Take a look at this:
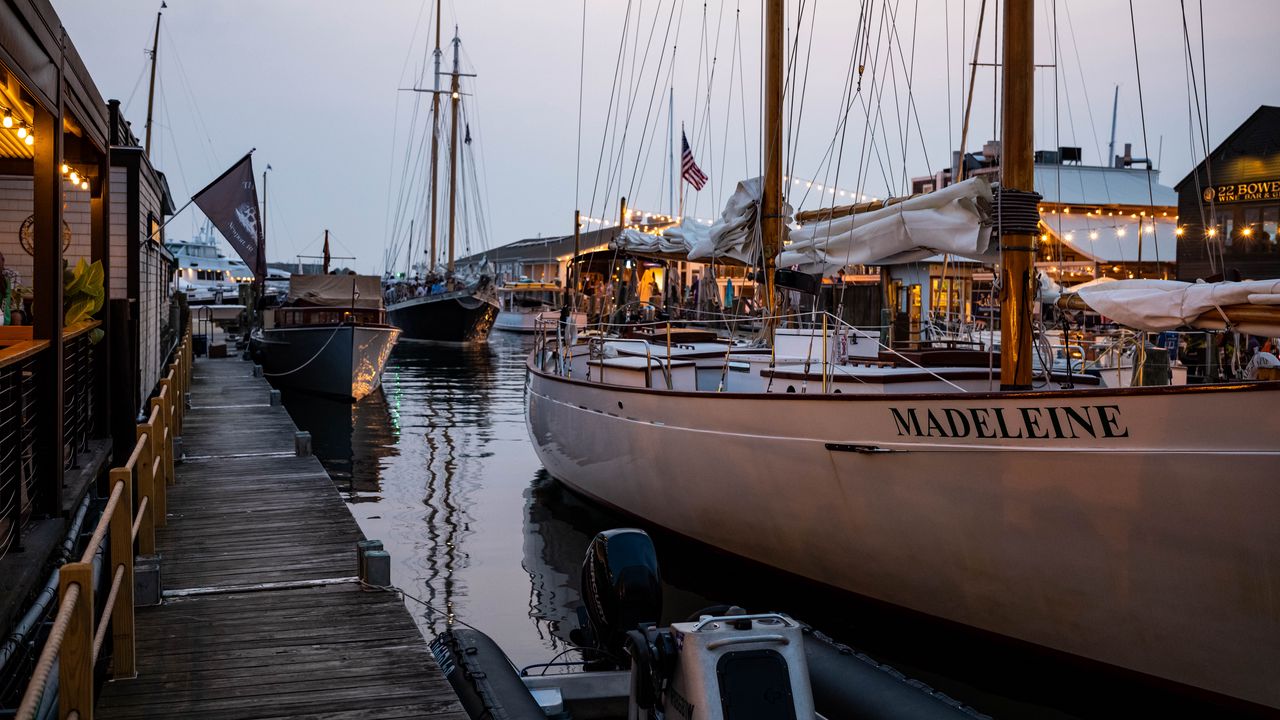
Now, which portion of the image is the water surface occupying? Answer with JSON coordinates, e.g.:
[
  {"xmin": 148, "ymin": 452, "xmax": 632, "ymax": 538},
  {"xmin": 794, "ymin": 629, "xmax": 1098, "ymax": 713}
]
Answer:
[{"xmin": 282, "ymin": 332, "xmax": 1236, "ymax": 720}]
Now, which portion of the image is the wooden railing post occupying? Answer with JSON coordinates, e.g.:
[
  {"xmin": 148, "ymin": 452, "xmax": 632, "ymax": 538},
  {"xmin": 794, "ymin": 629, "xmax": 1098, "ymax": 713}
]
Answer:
[
  {"xmin": 134, "ymin": 423, "xmax": 157, "ymax": 550},
  {"xmin": 151, "ymin": 388, "xmax": 173, "ymax": 487},
  {"xmin": 57, "ymin": 562, "xmax": 93, "ymax": 720},
  {"xmin": 108, "ymin": 469, "xmax": 136, "ymax": 678},
  {"xmin": 147, "ymin": 408, "xmax": 166, "ymax": 529}
]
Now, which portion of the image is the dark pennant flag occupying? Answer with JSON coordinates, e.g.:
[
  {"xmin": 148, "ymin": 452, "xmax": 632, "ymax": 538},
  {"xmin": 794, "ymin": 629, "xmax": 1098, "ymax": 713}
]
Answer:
[
  {"xmin": 681, "ymin": 130, "xmax": 708, "ymax": 191},
  {"xmin": 191, "ymin": 152, "xmax": 266, "ymax": 279}
]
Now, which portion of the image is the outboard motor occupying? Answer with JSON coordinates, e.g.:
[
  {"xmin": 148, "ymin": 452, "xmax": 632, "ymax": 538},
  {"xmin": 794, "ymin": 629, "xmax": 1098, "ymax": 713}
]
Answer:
[
  {"xmin": 579, "ymin": 528, "xmax": 663, "ymax": 668},
  {"xmin": 626, "ymin": 613, "xmax": 815, "ymax": 720}
]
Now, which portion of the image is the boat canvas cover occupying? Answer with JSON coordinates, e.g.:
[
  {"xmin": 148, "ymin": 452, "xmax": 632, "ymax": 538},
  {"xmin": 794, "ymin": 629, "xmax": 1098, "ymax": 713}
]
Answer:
[
  {"xmin": 613, "ymin": 226, "xmax": 695, "ymax": 256},
  {"xmin": 688, "ymin": 177, "xmax": 793, "ymax": 266},
  {"xmin": 779, "ymin": 177, "xmax": 996, "ymax": 274},
  {"xmin": 287, "ymin": 274, "xmax": 383, "ymax": 309},
  {"xmin": 1074, "ymin": 278, "xmax": 1280, "ymax": 331}
]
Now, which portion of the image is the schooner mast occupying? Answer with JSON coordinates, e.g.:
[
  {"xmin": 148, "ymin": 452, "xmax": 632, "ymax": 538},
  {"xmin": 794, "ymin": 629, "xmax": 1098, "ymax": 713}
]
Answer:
[
  {"xmin": 447, "ymin": 31, "xmax": 461, "ymax": 274},
  {"xmin": 760, "ymin": 0, "xmax": 784, "ymax": 316},
  {"xmin": 999, "ymin": 0, "xmax": 1036, "ymax": 389},
  {"xmin": 428, "ymin": 0, "xmax": 442, "ymax": 272}
]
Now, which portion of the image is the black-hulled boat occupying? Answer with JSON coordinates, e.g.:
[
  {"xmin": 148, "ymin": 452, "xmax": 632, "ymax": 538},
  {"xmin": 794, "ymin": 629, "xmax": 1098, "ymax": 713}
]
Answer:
[
  {"xmin": 387, "ymin": 285, "xmax": 498, "ymax": 344},
  {"xmin": 385, "ymin": 21, "xmax": 501, "ymax": 344}
]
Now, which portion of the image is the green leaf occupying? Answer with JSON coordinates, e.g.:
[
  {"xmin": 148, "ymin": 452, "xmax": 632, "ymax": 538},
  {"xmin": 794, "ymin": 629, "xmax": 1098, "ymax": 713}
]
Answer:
[{"xmin": 64, "ymin": 296, "xmax": 94, "ymax": 326}]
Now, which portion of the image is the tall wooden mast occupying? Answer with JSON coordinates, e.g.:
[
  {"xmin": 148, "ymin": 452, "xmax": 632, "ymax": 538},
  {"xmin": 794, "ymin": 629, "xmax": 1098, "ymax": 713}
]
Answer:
[
  {"xmin": 428, "ymin": 0, "xmax": 442, "ymax": 271},
  {"xmin": 447, "ymin": 31, "xmax": 461, "ymax": 274},
  {"xmin": 761, "ymin": 0, "xmax": 784, "ymax": 315},
  {"xmin": 999, "ymin": 0, "xmax": 1036, "ymax": 389},
  {"xmin": 144, "ymin": 4, "xmax": 164, "ymax": 157}
]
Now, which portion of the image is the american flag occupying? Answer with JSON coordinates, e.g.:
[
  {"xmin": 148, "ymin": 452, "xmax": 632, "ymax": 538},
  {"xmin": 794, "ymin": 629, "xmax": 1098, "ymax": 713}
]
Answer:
[{"xmin": 681, "ymin": 131, "xmax": 708, "ymax": 191}]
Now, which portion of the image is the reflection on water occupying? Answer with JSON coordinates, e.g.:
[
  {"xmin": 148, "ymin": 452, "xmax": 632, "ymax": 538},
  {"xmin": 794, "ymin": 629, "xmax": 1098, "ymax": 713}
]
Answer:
[{"xmin": 282, "ymin": 333, "xmax": 1228, "ymax": 720}]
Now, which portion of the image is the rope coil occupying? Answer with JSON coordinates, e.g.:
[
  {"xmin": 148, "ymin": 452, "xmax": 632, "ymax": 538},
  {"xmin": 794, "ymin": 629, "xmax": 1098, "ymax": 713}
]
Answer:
[{"xmin": 993, "ymin": 187, "xmax": 1043, "ymax": 237}]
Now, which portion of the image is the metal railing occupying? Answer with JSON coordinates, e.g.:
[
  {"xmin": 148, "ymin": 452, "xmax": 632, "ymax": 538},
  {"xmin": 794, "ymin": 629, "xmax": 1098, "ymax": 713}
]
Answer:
[
  {"xmin": 534, "ymin": 310, "xmax": 969, "ymax": 393},
  {"xmin": 13, "ymin": 323, "xmax": 191, "ymax": 720},
  {"xmin": 61, "ymin": 323, "xmax": 100, "ymax": 471},
  {"xmin": 0, "ymin": 340, "xmax": 47, "ymax": 559}
]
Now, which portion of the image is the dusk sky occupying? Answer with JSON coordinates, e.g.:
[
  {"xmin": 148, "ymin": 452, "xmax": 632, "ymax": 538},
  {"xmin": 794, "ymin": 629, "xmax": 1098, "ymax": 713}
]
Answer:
[{"xmin": 56, "ymin": 0, "xmax": 1280, "ymax": 274}]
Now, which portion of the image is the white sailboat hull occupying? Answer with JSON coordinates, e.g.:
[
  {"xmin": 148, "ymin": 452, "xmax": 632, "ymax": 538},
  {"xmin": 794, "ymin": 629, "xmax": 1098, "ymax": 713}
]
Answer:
[
  {"xmin": 525, "ymin": 362, "xmax": 1280, "ymax": 709},
  {"xmin": 494, "ymin": 310, "xmax": 587, "ymax": 334}
]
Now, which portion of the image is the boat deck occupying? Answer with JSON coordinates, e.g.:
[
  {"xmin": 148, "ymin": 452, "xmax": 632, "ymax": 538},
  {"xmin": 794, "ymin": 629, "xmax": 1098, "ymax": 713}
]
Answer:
[{"xmin": 96, "ymin": 354, "xmax": 465, "ymax": 719}]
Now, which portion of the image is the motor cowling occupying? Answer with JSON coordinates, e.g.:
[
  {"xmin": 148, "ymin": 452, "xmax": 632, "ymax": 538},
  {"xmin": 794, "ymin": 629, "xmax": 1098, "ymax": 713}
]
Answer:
[{"xmin": 580, "ymin": 528, "xmax": 663, "ymax": 668}]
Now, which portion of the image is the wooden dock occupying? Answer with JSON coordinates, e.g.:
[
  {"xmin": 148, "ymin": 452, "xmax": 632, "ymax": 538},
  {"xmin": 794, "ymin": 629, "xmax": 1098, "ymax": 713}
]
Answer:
[{"xmin": 96, "ymin": 354, "xmax": 465, "ymax": 719}]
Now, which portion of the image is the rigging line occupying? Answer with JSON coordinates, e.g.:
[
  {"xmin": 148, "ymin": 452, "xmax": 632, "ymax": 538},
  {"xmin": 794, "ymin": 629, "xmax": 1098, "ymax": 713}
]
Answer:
[
  {"xmin": 882, "ymin": 0, "xmax": 931, "ymax": 195},
  {"xmin": 945, "ymin": 0, "xmax": 953, "ymax": 157},
  {"xmin": 955, "ymin": 0, "xmax": 987, "ymax": 182},
  {"xmin": 785, "ymin": 0, "xmax": 820, "ymax": 194},
  {"xmin": 1178, "ymin": 0, "xmax": 1215, "ymax": 273},
  {"xmin": 691, "ymin": 0, "xmax": 727, "ymax": 213},
  {"xmin": 384, "ymin": 0, "xmax": 436, "ymax": 257},
  {"xmin": 736, "ymin": 4, "xmax": 750, "ymax": 178},
  {"xmin": 633, "ymin": 42, "xmax": 682, "ymax": 212},
  {"xmin": 1126, "ymin": 0, "xmax": 1158, "ymax": 265},
  {"xmin": 718, "ymin": 0, "xmax": 746, "ymax": 199},
  {"xmin": 879, "ymin": 0, "xmax": 908, "ymax": 196},
  {"xmin": 614, "ymin": 0, "xmax": 656, "ymax": 199},
  {"xmin": 584, "ymin": 0, "xmax": 633, "ymax": 243},
  {"xmin": 794, "ymin": 0, "xmax": 868, "ymax": 211},
  {"xmin": 121, "ymin": 53, "xmax": 150, "ymax": 116},
  {"xmin": 576, "ymin": 0, "xmax": 587, "ymax": 209},
  {"xmin": 1177, "ymin": 0, "xmax": 1218, "ymax": 271},
  {"xmin": 386, "ymin": 93, "xmax": 432, "ymax": 269},
  {"xmin": 162, "ymin": 30, "xmax": 218, "ymax": 176},
  {"xmin": 624, "ymin": 0, "xmax": 682, "ymax": 203},
  {"xmin": 1051, "ymin": 0, "xmax": 1065, "ymax": 270},
  {"xmin": 386, "ymin": 59, "xmax": 433, "ymax": 246},
  {"xmin": 782, "ymin": 0, "xmax": 806, "ymax": 184},
  {"xmin": 599, "ymin": 0, "xmax": 649, "ymax": 226}
]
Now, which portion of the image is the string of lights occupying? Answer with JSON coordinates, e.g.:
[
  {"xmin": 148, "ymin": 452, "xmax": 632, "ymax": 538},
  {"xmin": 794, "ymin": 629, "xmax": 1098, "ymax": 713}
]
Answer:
[{"xmin": 2, "ymin": 105, "xmax": 36, "ymax": 147}]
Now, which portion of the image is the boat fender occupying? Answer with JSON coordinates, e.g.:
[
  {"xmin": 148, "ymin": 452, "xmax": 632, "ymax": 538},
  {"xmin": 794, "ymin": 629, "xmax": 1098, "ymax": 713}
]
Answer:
[
  {"xmin": 802, "ymin": 627, "xmax": 991, "ymax": 720},
  {"xmin": 431, "ymin": 628, "xmax": 546, "ymax": 720}
]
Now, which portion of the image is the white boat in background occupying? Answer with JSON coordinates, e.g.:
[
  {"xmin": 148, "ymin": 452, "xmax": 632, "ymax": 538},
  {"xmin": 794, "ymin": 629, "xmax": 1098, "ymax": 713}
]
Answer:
[
  {"xmin": 253, "ymin": 274, "xmax": 399, "ymax": 401},
  {"xmin": 494, "ymin": 282, "xmax": 585, "ymax": 333},
  {"xmin": 168, "ymin": 221, "xmax": 286, "ymax": 305}
]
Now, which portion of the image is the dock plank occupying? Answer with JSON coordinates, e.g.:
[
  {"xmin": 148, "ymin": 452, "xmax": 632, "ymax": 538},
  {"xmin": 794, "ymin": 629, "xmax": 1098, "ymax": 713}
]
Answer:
[{"xmin": 97, "ymin": 355, "xmax": 462, "ymax": 719}]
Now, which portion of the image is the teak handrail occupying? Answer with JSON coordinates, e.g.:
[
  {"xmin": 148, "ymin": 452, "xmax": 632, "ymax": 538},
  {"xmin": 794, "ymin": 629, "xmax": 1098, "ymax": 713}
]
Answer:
[
  {"xmin": 14, "ymin": 322, "xmax": 192, "ymax": 720},
  {"xmin": 0, "ymin": 340, "xmax": 50, "ymax": 370}
]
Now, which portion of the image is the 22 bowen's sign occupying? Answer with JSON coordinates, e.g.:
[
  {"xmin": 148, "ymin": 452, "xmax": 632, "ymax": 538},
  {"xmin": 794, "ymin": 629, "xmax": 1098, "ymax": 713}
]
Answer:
[
  {"xmin": 1203, "ymin": 179, "xmax": 1280, "ymax": 204},
  {"xmin": 889, "ymin": 405, "xmax": 1128, "ymax": 440}
]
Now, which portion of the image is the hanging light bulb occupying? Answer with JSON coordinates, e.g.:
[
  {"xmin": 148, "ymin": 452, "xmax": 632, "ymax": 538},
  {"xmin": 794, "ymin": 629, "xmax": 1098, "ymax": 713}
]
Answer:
[
  {"xmin": 23, "ymin": 132, "xmax": 33, "ymax": 146},
  {"xmin": 61, "ymin": 164, "xmax": 70, "ymax": 174},
  {"xmin": 16, "ymin": 125, "xmax": 28, "ymax": 139},
  {"xmin": 80, "ymin": 180, "xmax": 89, "ymax": 191},
  {"xmin": 69, "ymin": 171, "xmax": 80, "ymax": 185},
  {"xmin": 1, "ymin": 109, "xmax": 11, "ymax": 128}
]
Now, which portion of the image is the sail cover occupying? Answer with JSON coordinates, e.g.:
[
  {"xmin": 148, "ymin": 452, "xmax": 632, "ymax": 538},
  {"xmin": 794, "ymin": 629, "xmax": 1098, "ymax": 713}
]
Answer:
[
  {"xmin": 1073, "ymin": 278, "xmax": 1280, "ymax": 331},
  {"xmin": 688, "ymin": 177, "xmax": 792, "ymax": 266},
  {"xmin": 779, "ymin": 177, "xmax": 996, "ymax": 274},
  {"xmin": 287, "ymin": 274, "xmax": 384, "ymax": 309},
  {"xmin": 612, "ymin": 226, "xmax": 695, "ymax": 256}
]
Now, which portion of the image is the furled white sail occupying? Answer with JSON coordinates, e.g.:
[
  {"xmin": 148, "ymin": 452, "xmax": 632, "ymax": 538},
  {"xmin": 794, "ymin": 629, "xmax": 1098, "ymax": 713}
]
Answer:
[
  {"xmin": 688, "ymin": 177, "xmax": 791, "ymax": 265},
  {"xmin": 1073, "ymin": 278, "xmax": 1280, "ymax": 333},
  {"xmin": 612, "ymin": 226, "xmax": 695, "ymax": 256},
  {"xmin": 779, "ymin": 177, "xmax": 996, "ymax": 274}
]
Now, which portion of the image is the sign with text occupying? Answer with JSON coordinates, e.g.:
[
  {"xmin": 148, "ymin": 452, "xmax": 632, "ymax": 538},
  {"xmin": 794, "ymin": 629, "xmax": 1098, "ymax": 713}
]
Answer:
[{"xmin": 1202, "ymin": 179, "xmax": 1280, "ymax": 204}]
